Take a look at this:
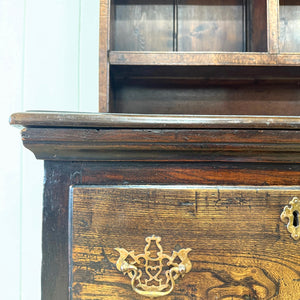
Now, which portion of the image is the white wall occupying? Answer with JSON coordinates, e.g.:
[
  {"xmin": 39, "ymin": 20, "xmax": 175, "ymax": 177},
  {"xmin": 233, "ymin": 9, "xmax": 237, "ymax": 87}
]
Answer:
[{"xmin": 0, "ymin": 0, "xmax": 99, "ymax": 299}]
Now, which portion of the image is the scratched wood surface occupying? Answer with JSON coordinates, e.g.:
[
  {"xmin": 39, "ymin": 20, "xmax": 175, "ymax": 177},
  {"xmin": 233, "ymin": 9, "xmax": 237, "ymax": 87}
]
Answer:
[{"xmin": 71, "ymin": 186, "xmax": 300, "ymax": 299}]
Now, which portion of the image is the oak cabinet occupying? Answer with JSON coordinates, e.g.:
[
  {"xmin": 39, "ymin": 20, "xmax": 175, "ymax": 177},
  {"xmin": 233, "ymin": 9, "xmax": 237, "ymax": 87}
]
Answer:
[
  {"xmin": 10, "ymin": 112, "xmax": 300, "ymax": 299},
  {"xmin": 71, "ymin": 185, "xmax": 300, "ymax": 299},
  {"xmin": 10, "ymin": 0, "xmax": 300, "ymax": 299}
]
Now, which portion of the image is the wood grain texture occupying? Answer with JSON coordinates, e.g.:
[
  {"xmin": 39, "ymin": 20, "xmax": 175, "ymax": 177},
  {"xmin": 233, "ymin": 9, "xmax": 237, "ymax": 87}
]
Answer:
[
  {"xmin": 109, "ymin": 51, "xmax": 300, "ymax": 66},
  {"xmin": 19, "ymin": 127, "xmax": 300, "ymax": 162},
  {"xmin": 112, "ymin": 0, "xmax": 173, "ymax": 51},
  {"xmin": 178, "ymin": 0, "xmax": 244, "ymax": 52},
  {"xmin": 99, "ymin": 0, "xmax": 110, "ymax": 112},
  {"xmin": 247, "ymin": 0, "xmax": 268, "ymax": 52},
  {"xmin": 71, "ymin": 186, "xmax": 300, "ymax": 299},
  {"xmin": 41, "ymin": 160, "xmax": 300, "ymax": 299},
  {"xmin": 268, "ymin": 0, "xmax": 280, "ymax": 53},
  {"xmin": 279, "ymin": 0, "xmax": 300, "ymax": 52}
]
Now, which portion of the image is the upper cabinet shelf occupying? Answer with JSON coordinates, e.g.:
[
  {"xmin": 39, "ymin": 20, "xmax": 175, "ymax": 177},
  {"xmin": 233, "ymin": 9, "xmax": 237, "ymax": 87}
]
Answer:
[{"xmin": 98, "ymin": 0, "xmax": 300, "ymax": 114}]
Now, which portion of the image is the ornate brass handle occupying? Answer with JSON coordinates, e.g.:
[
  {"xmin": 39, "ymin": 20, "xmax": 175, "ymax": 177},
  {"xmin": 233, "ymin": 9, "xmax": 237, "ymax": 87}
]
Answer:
[
  {"xmin": 115, "ymin": 235, "xmax": 192, "ymax": 298},
  {"xmin": 281, "ymin": 197, "xmax": 300, "ymax": 240}
]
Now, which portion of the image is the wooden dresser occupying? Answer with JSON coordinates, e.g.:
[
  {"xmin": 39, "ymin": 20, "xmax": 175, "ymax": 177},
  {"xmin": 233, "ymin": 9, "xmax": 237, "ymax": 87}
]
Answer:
[{"xmin": 11, "ymin": 0, "xmax": 300, "ymax": 299}]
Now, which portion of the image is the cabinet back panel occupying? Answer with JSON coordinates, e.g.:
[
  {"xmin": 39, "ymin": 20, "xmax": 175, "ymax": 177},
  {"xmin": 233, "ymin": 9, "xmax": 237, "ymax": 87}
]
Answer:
[
  {"xmin": 111, "ymin": 0, "xmax": 267, "ymax": 52},
  {"xmin": 112, "ymin": 79, "xmax": 300, "ymax": 115},
  {"xmin": 178, "ymin": 0, "xmax": 244, "ymax": 52},
  {"xmin": 280, "ymin": 0, "xmax": 300, "ymax": 52},
  {"xmin": 112, "ymin": 0, "xmax": 173, "ymax": 51}
]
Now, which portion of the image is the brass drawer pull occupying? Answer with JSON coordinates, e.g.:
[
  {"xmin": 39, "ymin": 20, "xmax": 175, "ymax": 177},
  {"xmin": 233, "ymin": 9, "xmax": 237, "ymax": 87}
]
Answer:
[
  {"xmin": 115, "ymin": 235, "xmax": 192, "ymax": 298},
  {"xmin": 281, "ymin": 197, "xmax": 300, "ymax": 240}
]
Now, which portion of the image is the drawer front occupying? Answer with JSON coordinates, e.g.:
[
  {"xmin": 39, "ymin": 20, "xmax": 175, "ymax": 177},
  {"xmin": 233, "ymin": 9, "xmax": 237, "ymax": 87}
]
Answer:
[{"xmin": 70, "ymin": 186, "xmax": 300, "ymax": 299}]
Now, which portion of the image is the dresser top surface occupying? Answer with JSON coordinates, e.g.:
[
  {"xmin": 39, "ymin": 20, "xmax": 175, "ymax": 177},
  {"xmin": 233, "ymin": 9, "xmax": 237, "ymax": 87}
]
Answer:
[{"xmin": 10, "ymin": 111, "xmax": 300, "ymax": 130}]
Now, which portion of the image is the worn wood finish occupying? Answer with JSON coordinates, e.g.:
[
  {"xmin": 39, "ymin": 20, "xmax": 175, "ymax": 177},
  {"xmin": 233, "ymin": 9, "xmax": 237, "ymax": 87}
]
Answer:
[
  {"xmin": 20, "ymin": 127, "xmax": 300, "ymax": 162},
  {"xmin": 71, "ymin": 185, "xmax": 300, "ymax": 299},
  {"xmin": 111, "ymin": 0, "xmax": 269, "ymax": 53},
  {"xmin": 247, "ymin": 0, "xmax": 268, "ymax": 52},
  {"xmin": 9, "ymin": 112, "xmax": 300, "ymax": 129},
  {"xmin": 109, "ymin": 51, "xmax": 300, "ymax": 66},
  {"xmin": 112, "ymin": 0, "xmax": 173, "ymax": 51},
  {"xmin": 268, "ymin": 0, "xmax": 280, "ymax": 53},
  {"xmin": 279, "ymin": 0, "xmax": 300, "ymax": 52},
  {"xmin": 42, "ymin": 160, "xmax": 300, "ymax": 300},
  {"xmin": 178, "ymin": 0, "xmax": 244, "ymax": 52},
  {"xmin": 100, "ymin": 0, "xmax": 299, "ymax": 112},
  {"xmin": 112, "ymin": 78, "xmax": 300, "ymax": 115},
  {"xmin": 99, "ymin": 0, "xmax": 110, "ymax": 112}
]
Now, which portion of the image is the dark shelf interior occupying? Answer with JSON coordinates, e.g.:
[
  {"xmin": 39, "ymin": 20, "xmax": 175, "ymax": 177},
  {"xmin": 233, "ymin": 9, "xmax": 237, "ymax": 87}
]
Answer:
[{"xmin": 110, "ymin": 65, "xmax": 300, "ymax": 115}]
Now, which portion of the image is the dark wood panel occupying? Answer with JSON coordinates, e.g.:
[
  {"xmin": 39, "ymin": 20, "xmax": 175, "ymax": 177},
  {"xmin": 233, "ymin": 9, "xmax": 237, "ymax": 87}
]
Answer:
[
  {"xmin": 112, "ymin": 65, "xmax": 300, "ymax": 79},
  {"xmin": 71, "ymin": 186, "xmax": 300, "ymax": 299},
  {"xmin": 247, "ymin": 0, "xmax": 267, "ymax": 52},
  {"xmin": 178, "ymin": 0, "xmax": 244, "ymax": 52},
  {"xmin": 280, "ymin": 0, "xmax": 300, "ymax": 52},
  {"xmin": 112, "ymin": 0, "xmax": 173, "ymax": 51},
  {"xmin": 113, "ymin": 78, "xmax": 300, "ymax": 116},
  {"xmin": 20, "ymin": 127, "xmax": 300, "ymax": 162},
  {"xmin": 42, "ymin": 160, "xmax": 300, "ymax": 300}
]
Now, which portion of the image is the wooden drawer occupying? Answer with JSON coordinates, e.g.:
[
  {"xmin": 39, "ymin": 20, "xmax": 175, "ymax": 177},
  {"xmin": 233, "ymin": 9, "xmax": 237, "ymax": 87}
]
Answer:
[{"xmin": 70, "ymin": 186, "xmax": 300, "ymax": 299}]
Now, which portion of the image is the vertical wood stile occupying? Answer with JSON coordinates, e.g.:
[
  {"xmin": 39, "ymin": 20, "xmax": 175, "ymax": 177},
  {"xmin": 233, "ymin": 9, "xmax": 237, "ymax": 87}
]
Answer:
[
  {"xmin": 99, "ymin": 0, "xmax": 110, "ymax": 112},
  {"xmin": 173, "ymin": 0, "xmax": 178, "ymax": 51},
  {"xmin": 268, "ymin": 0, "xmax": 280, "ymax": 53},
  {"xmin": 243, "ymin": 0, "xmax": 249, "ymax": 52}
]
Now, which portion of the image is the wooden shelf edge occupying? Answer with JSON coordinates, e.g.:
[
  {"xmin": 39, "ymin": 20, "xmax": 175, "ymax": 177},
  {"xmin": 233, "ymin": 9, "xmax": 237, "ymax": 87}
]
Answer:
[
  {"xmin": 10, "ymin": 111, "xmax": 300, "ymax": 129},
  {"xmin": 109, "ymin": 52, "xmax": 300, "ymax": 66}
]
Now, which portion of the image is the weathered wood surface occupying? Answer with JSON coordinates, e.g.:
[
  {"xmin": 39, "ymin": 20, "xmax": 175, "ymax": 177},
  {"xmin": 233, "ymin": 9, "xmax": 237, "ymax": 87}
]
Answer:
[
  {"xmin": 42, "ymin": 161, "xmax": 300, "ymax": 300},
  {"xmin": 71, "ymin": 186, "xmax": 300, "ymax": 299},
  {"xmin": 99, "ymin": 0, "xmax": 110, "ymax": 112},
  {"xmin": 10, "ymin": 112, "xmax": 300, "ymax": 129},
  {"xmin": 109, "ymin": 52, "xmax": 300, "ymax": 66},
  {"xmin": 18, "ymin": 127, "xmax": 300, "ymax": 162},
  {"xmin": 268, "ymin": 0, "xmax": 280, "ymax": 54},
  {"xmin": 177, "ymin": 0, "xmax": 244, "ymax": 52},
  {"xmin": 247, "ymin": 0, "xmax": 268, "ymax": 52},
  {"xmin": 112, "ymin": 0, "xmax": 173, "ymax": 51},
  {"xmin": 279, "ymin": 0, "xmax": 300, "ymax": 52}
]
